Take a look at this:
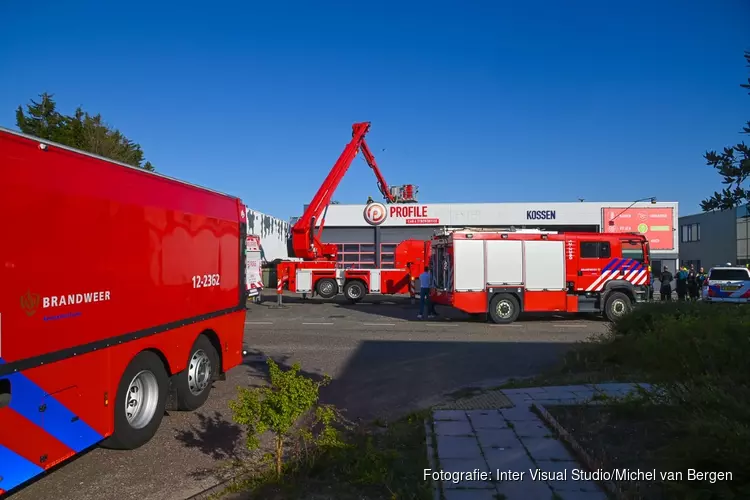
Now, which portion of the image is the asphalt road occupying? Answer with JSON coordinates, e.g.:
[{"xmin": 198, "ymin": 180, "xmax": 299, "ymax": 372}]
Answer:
[{"xmin": 9, "ymin": 294, "xmax": 607, "ymax": 500}]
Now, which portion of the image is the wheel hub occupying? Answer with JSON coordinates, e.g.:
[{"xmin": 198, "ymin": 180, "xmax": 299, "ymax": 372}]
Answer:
[
  {"xmin": 612, "ymin": 299, "xmax": 627, "ymax": 316},
  {"xmin": 188, "ymin": 349, "xmax": 212, "ymax": 396},
  {"xmin": 349, "ymin": 285, "xmax": 362, "ymax": 298},
  {"xmin": 496, "ymin": 300, "xmax": 513, "ymax": 319},
  {"xmin": 320, "ymin": 281, "xmax": 333, "ymax": 295},
  {"xmin": 125, "ymin": 370, "xmax": 159, "ymax": 429}
]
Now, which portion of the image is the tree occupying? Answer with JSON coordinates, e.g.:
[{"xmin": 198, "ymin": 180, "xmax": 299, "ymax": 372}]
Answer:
[
  {"xmin": 701, "ymin": 52, "xmax": 750, "ymax": 212},
  {"xmin": 15, "ymin": 93, "xmax": 155, "ymax": 171}
]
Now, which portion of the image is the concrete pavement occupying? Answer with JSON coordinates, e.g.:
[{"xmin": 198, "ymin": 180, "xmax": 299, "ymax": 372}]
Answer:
[
  {"xmin": 8, "ymin": 296, "xmax": 607, "ymax": 500},
  {"xmin": 429, "ymin": 383, "xmax": 652, "ymax": 500}
]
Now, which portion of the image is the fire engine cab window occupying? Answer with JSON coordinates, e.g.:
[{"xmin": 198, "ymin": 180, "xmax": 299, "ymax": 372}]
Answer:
[{"xmin": 580, "ymin": 242, "xmax": 610, "ymax": 259}]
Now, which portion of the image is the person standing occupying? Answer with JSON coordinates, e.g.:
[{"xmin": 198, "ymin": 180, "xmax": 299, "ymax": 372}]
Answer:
[
  {"xmin": 687, "ymin": 264, "xmax": 700, "ymax": 300},
  {"xmin": 417, "ymin": 266, "xmax": 436, "ymax": 319},
  {"xmin": 660, "ymin": 266, "xmax": 673, "ymax": 301},
  {"xmin": 675, "ymin": 266, "xmax": 688, "ymax": 301},
  {"xmin": 697, "ymin": 267, "xmax": 708, "ymax": 299}
]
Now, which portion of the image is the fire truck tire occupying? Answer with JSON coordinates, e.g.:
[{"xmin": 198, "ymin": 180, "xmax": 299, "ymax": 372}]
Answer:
[
  {"xmin": 344, "ymin": 280, "xmax": 367, "ymax": 303},
  {"xmin": 316, "ymin": 278, "xmax": 339, "ymax": 299},
  {"xmin": 105, "ymin": 350, "xmax": 169, "ymax": 450},
  {"xmin": 488, "ymin": 294, "xmax": 520, "ymax": 324},
  {"xmin": 174, "ymin": 334, "xmax": 219, "ymax": 411},
  {"xmin": 604, "ymin": 291, "xmax": 632, "ymax": 322}
]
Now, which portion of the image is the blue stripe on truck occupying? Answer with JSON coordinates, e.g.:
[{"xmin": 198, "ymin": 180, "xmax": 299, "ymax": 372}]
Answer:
[
  {"xmin": 0, "ymin": 358, "xmax": 104, "ymax": 453},
  {"xmin": 0, "ymin": 443, "xmax": 44, "ymax": 493}
]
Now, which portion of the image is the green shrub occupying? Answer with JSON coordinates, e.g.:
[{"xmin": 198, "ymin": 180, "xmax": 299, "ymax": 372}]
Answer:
[{"xmin": 228, "ymin": 358, "xmax": 341, "ymax": 477}]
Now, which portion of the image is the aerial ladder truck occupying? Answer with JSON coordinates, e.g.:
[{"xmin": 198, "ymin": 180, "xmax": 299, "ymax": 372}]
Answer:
[{"xmin": 276, "ymin": 122, "xmax": 430, "ymax": 302}]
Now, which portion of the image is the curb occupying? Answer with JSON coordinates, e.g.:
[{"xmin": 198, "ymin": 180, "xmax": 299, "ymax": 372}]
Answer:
[
  {"xmin": 532, "ymin": 402, "xmax": 627, "ymax": 500},
  {"xmin": 424, "ymin": 417, "xmax": 443, "ymax": 500}
]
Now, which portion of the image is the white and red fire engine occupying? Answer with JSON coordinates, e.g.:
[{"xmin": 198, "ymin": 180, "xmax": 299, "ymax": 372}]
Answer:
[
  {"xmin": 276, "ymin": 122, "xmax": 429, "ymax": 302},
  {"xmin": 430, "ymin": 228, "xmax": 651, "ymax": 323}
]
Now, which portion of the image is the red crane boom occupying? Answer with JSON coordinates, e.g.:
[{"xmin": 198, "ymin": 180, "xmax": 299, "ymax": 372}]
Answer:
[{"xmin": 290, "ymin": 122, "xmax": 417, "ymax": 261}]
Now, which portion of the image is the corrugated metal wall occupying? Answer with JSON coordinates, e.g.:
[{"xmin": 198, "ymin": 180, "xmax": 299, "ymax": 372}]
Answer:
[{"xmin": 246, "ymin": 208, "xmax": 290, "ymax": 262}]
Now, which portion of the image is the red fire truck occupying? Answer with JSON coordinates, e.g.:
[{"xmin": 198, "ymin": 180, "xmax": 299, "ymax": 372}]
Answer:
[
  {"xmin": 0, "ymin": 127, "xmax": 247, "ymax": 495},
  {"xmin": 430, "ymin": 228, "xmax": 651, "ymax": 323},
  {"xmin": 277, "ymin": 122, "xmax": 429, "ymax": 302}
]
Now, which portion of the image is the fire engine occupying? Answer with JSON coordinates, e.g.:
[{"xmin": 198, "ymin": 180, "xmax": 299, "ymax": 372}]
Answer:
[
  {"xmin": 0, "ymin": 127, "xmax": 247, "ymax": 495},
  {"xmin": 277, "ymin": 122, "xmax": 430, "ymax": 302},
  {"xmin": 430, "ymin": 228, "xmax": 651, "ymax": 323}
]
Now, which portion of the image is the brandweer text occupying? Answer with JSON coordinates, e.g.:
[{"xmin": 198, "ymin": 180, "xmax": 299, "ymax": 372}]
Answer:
[{"xmin": 43, "ymin": 291, "xmax": 112, "ymax": 308}]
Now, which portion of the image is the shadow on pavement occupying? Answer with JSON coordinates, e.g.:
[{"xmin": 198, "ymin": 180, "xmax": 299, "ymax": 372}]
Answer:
[{"xmin": 172, "ymin": 337, "xmax": 580, "ymax": 485}]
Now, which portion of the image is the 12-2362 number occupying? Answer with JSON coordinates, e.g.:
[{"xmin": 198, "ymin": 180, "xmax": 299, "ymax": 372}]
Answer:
[{"xmin": 192, "ymin": 274, "xmax": 220, "ymax": 288}]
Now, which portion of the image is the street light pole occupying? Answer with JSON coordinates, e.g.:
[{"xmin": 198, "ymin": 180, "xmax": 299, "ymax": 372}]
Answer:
[{"xmin": 608, "ymin": 197, "xmax": 658, "ymax": 226}]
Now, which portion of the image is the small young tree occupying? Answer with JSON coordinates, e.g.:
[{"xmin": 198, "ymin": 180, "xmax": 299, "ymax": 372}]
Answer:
[{"xmin": 229, "ymin": 358, "xmax": 332, "ymax": 476}]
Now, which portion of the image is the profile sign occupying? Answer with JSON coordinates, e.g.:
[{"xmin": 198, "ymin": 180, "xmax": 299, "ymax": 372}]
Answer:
[{"xmin": 363, "ymin": 202, "xmax": 387, "ymax": 226}]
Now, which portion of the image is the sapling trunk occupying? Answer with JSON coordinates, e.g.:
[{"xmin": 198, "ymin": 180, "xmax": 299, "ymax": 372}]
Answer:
[{"xmin": 275, "ymin": 435, "xmax": 284, "ymax": 476}]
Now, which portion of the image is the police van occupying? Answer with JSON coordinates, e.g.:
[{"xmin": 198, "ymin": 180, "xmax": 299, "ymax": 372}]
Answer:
[{"xmin": 703, "ymin": 265, "xmax": 750, "ymax": 303}]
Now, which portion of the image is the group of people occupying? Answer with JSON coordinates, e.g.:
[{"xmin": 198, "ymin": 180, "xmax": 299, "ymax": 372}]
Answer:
[{"xmin": 654, "ymin": 264, "xmax": 707, "ymax": 301}]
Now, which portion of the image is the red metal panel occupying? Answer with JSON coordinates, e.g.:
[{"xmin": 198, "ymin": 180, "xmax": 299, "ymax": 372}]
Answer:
[
  {"xmin": 0, "ymin": 130, "xmax": 241, "ymax": 364},
  {"xmin": 0, "ymin": 409, "xmax": 76, "ymax": 470},
  {"xmin": 566, "ymin": 294, "xmax": 579, "ymax": 312},
  {"xmin": 524, "ymin": 290, "xmax": 567, "ymax": 312}
]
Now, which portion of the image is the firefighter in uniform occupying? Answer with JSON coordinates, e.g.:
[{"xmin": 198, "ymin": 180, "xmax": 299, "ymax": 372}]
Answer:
[
  {"xmin": 675, "ymin": 266, "xmax": 689, "ymax": 301},
  {"xmin": 697, "ymin": 267, "xmax": 707, "ymax": 299},
  {"xmin": 660, "ymin": 266, "xmax": 673, "ymax": 301},
  {"xmin": 687, "ymin": 265, "xmax": 699, "ymax": 301}
]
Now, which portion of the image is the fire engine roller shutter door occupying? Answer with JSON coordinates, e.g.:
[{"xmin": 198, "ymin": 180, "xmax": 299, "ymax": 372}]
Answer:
[
  {"xmin": 524, "ymin": 240, "xmax": 565, "ymax": 291},
  {"xmin": 454, "ymin": 239, "xmax": 485, "ymax": 291},
  {"xmin": 486, "ymin": 240, "xmax": 523, "ymax": 285}
]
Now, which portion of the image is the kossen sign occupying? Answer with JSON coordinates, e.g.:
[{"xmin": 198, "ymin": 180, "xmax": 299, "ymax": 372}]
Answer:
[{"xmin": 363, "ymin": 203, "xmax": 440, "ymax": 226}]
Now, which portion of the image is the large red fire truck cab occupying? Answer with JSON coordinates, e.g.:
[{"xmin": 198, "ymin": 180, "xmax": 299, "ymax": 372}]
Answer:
[
  {"xmin": 430, "ymin": 229, "xmax": 651, "ymax": 323},
  {"xmin": 0, "ymin": 127, "xmax": 247, "ymax": 494}
]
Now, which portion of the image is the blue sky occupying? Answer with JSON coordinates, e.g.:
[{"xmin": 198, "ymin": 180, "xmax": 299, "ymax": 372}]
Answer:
[{"xmin": 1, "ymin": 0, "xmax": 748, "ymax": 221}]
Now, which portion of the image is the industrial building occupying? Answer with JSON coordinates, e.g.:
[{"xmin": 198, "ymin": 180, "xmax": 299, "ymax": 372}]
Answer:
[
  {"xmin": 306, "ymin": 201, "xmax": 680, "ymax": 272},
  {"xmin": 678, "ymin": 204, "xmax": 750, "ymax": 271}
]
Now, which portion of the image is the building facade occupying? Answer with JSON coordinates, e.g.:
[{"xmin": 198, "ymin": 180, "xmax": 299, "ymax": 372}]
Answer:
[
  {"xmin": 307, "ymin": 201, "xmax": 680, "ymax": 272},
  {"xmin": 678, "ymin": 204, "xmax": 750, "ymax": 271}
]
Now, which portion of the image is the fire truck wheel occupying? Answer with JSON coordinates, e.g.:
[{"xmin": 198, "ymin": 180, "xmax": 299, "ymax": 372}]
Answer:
[
  {"xmin": 604, "ymin": 291, "xmax": 632, "ymax": 322},
  {"xmin": 488, "ymin": 294, "xmax": 520, "ymax": 324},
  {"xmin": 175, "ymin": 335, "xmax": 219, "ymax": 411},
  {"xmin": 105, "ymin": 351, "xmax": 169, "ymax": 450},
  {"xmin": 316, "ymin": 278, "xmax": 339, "ymax": 299},
  {"xmin": 344, "ymin": 280, "xmax": 367, "ymax": 303}
]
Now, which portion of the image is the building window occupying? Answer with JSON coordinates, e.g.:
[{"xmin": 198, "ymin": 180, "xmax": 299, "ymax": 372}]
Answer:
[
  {"xmin": 335, "ymin": 243, "xmax": 376, "ymax": 268},
  {"xmin": 380, "ymin": 243, "xmax": 397, "ymax": 269},
  {"xmin": 680, "ymin": 223, "xmax": 700, "ymax": 243},
  {"xmin": 580, "ymin": 241, "xmax": 611, "ymax": 259},
  {"xmin": 738, "ymin": 218, "xmax": 749, "ymax": 263}
]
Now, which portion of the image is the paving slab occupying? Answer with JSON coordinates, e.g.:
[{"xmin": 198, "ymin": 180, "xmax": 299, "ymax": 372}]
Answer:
[
  {"xmin": 521, "ymin": 436, "xmax": 576, "ymax": 461},
  {"xmin": 495, "ymin": 475, "xmax": 553, "ymax": 500},
  {"xmin": 553, "ymin": 490, "xmax": 609, "ymax": 500},
  {"xmin": 499, "ymin": 406, "xmax": 539, "ymax": 421},
  {"xmin": 475, "ymin": 428, "xmax": 522, "ymax": 449},
  {"xmin": 535, "ymin": 460, "xmax": 602, "ymax": 492},
  {"xmin": 443, "ymin": 489, "xmax": 501, "ymax": 500},
  {"xmin": 532, "ymin": 398, "xmax": 585, "ymax": 406},
  {"xmin": 434, "ymin": 410, "xmax": 469, "ymax": 421},
  {"xmin": 483, "ymin": 446, "xmax": 535, "ymax": 471},
  {"xmin": 438, "ymin": 457, "xmax": 494, "ymax": 489},
  {"xmin": 466, "ymin": 410, "xmax": 508, "ymax": 429},
  {"xmin": 437, "ymin": 436, "xmax": 484, "ymax": 460},
  {"xmin": 434, "ymin": 419, "xmax": 475, "ymax": 436},
  {"xmin": 509, "ymin": 419, "xmax": 551, "ymax": 438}
]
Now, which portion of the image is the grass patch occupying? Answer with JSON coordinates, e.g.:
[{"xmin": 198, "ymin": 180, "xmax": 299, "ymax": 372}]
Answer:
[
  {"xmin": 223, "ymin": 410, "xmax": 433, "ymax": 500},
  {"xmin": 532, "ymin": 302, "xmax": 750, "ymax": 498}
]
